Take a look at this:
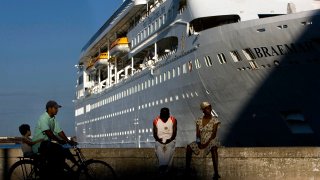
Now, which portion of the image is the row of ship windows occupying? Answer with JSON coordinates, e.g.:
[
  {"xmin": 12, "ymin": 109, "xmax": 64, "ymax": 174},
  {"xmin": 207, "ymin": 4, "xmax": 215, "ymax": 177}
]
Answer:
[
  {"xmin": 85, "ymin": 128, "xmax": 153, "ymax": 138},
  {"xmin": 75, "ymin": 49, "xmax": 258, "ymax": 116},
  {"xmin": 256, "ymin": 21, "xmax": 313, "ymax": 32},
  {"xmin": 131, "ymin": 4, "xmax": 177, "ymax": 48},
  {"xmin": 76, "ymin": 90, "xmax": 198, "ymax": 125},
  {"xmin": 132, "ymin": 13, "xmax": 167, "ymax": 48},
  {"xmin": 79, "ymin": 91, "xmax": 199, "ymax": 139}
]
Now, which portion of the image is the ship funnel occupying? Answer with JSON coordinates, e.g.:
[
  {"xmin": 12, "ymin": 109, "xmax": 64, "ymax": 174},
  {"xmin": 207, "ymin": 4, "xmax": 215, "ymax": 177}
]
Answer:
[{"xmin": 134, "ymin": 0, "xmax": 147, "ymax": 5}]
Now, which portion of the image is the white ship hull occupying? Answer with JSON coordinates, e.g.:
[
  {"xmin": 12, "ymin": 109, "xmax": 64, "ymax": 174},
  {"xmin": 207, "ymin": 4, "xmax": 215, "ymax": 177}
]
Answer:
[{"xmin": 74, "ymin": 0, "xmax": 320, "ymax": 148}]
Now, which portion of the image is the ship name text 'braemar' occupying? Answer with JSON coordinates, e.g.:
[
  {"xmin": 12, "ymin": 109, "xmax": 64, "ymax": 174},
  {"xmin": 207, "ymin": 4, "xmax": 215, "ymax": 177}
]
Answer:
[{"xmin": 252, "ymin": 41, "xmax": 316, "ymax": 58}]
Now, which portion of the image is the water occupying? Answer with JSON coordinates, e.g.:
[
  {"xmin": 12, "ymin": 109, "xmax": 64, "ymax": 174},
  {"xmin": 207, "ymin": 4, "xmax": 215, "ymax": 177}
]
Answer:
[{"xmin": 0, "ymin": 144, "xmax": 21, "ymax": 149}]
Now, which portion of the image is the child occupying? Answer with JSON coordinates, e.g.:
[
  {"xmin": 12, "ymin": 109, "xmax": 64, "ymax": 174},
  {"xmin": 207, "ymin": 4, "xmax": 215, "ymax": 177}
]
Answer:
[{"xmin": 19, "ymin": 124, "xmax": 43, "ymax": 157}]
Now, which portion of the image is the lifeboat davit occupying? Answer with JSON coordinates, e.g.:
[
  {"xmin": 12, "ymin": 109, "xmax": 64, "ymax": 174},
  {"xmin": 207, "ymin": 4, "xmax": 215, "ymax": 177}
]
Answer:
[
  {"xmin": 109, "ymin": 37, "xmax": 130, "ymax": 56},
  {"xmin": 94, "ymin": 52, "xmax": 109, "ymax": 69}
]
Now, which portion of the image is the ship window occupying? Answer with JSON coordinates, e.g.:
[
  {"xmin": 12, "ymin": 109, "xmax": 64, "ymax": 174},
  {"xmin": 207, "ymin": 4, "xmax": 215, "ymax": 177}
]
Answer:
[
  {"xmin": 167, "ymin": 71, "xmax": 171, "ymax": 80},
  {"xmin": 152, "ymin": 22, "xmax": 155, "ymax": 32},
  {"xmin": 230, "ymin": 51, "xmax": 242, "ymax": 62},
  {"xmin": 137, "ymin": 33, "xmax": 140, "ymax": 43},
  {"xmin": 282, "ymin": 111, "xmax": 314, "ymax": 134},
  {"xmin": 258, "ymin": 14, "xmax": 283, "ymax": 18},
  {"xmin": 141, "ymin": 82, "xmax": 144, "ymax": 90},
  {"xmin": 216, "ymin": 54, "xmax": 226, "ymax": 64},
  {"xmin": 204, "ymin": 56, "xmax": 213, "ymax": 66},
  {"xmin": 163, "ymin": 72, "xmax": 166, "ymax": 81},
  {"xmin": 138, "ymin": 84, "xmax": 140, "ymax": 91},
  {"xmin": 172, "ymin": 68, "xmax": 176, "ymax": 78},
  {"xmin": 131, "ymin": 40, "xmax": 134, "ymax": 48},
  {"xmin": 195, "ymin": 59, "xmax": 201, "ymax": 69},
  {"xmin": 148, "ymin": 25, "xmax": 151, "ymax": 35},
  {"xmin": 159, "ymin": 74, "xmax": 162, "ymax": 83},
  {"xmin": 159, "ymin": 16, "xmax": 163, "ymax": 27},
  {"xmin": 177, "ymin": 66, "xmax": 181, "ymax": 76},
  {"xmin": 249, "ymin": 61, "xmax": 259, "ymax": 69},
  {"xmin": 155, "ymin": 20, "xmax": 158, "ymax": 30},
  {"xmin": 242, "ymin": 48, "xmax": 256, "ymax": 60},
  {"xmin": 301, "ymin": 21, "xmax": 312, "ymax": 26},
  {"xmin": 256, "ymin": 28, "xmax": 265, "ymax": 32},
  {"xmin": 190, "ymin": 15, "xmax": 240, "ymax": 32},
  {"xmin": 78, "ymin": 75, "xmax": 83, "ymax": 85},
  {"xmin": 145, "ymin": 81, "xmax": 147, "ymax": 89},
  {"xmin": 183, "ymin": 63, "xmax": 187, "ymax": 74},
  {"xmin": 148, "ymin": 80, "xmax": 151, "ymax": 87},
  {"xmin": 163, "ymin": 14, "xmax": 166, "ymax": 24},
  {"xmin": 155, "ymin": 76, "xmax": 158, "ymax": 84},
  {"xmin": 188, "ymin": 61, "xmax": 193, "ymax": 72},
  {"xmin": 277, "ymin": 25, "xmax": 288, "ymax": 29},
  {"xmin": 144, "ymin": 29, "xmax": 147, "ymax": 38}
]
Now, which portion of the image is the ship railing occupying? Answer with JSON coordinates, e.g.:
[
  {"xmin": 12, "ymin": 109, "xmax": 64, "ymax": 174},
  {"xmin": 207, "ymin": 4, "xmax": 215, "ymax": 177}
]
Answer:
[
  {"xmin": 100, "ymin": 79, "xmax": 108, "ymax": 89},
  {"xmin": 156, "ymin": 48, "xmax": 177, "ymax": 62},
  {"xmin": 91, "ymin": 85, "xmax": 100, "ymax": 94}
]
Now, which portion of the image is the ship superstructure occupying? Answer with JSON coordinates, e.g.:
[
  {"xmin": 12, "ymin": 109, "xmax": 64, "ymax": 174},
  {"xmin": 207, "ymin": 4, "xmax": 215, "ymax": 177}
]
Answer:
[{"xmin": 74, "ymin": 0, "xmax": 320, "ymax": 147}]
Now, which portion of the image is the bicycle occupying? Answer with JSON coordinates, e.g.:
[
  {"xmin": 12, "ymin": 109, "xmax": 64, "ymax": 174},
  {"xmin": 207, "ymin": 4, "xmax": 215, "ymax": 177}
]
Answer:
[{"xmin": 8, "ymin": 145, "xmax": 117, "ymax": 180}]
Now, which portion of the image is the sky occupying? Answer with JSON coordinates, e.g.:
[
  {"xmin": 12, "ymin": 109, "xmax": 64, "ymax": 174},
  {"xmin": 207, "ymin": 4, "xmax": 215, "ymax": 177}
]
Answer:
[{"xmin": 0, "ymin": 0, "xmax": 122, "ymax": 137}]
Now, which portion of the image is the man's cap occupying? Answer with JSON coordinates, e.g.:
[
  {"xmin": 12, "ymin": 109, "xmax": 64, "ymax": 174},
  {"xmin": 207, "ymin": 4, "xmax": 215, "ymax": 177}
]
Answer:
[
  {"xmin": 200, "ymin": 102, "xmax": 211, "ymax": 110},
  {"xmin": 46, "ymin": 100, "xmax": 62, "ymax": 109}
]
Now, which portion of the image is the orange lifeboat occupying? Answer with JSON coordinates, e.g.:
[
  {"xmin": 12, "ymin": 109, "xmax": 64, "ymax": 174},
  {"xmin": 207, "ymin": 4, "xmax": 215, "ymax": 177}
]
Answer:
[
  {"xmin": 94, "ymin": 52, "xmax": 109, "ymax": 68},
  {"xmin": 85, "ymin": 59, "xmax": 96, "ymax": 74},
  {"xmin": 109, "ymin": 37, "xmax": 130, "ymax": 56}
]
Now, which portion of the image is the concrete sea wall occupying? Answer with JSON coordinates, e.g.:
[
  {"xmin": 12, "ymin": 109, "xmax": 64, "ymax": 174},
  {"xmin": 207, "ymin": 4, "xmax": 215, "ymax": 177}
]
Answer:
[{"xmin": 1, "ymin": 147, "xmax": 320, "ymax": 179}]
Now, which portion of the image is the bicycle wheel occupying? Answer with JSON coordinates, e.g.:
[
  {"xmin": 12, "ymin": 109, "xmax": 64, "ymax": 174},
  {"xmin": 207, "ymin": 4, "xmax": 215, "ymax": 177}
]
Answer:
[
  {"xmin": 8, "ymin": 159, "xmax": 40, "ymax": 180},
  {"xmin": 78, "ymin": 159, "xmax": 117, "ymax": 180}
]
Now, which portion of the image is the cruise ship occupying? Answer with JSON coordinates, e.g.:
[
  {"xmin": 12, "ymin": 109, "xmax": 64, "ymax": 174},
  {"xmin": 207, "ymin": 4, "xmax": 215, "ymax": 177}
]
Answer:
[{"xmin": 74, "ymin": 0, "xmax": 320, "ymax": 148}]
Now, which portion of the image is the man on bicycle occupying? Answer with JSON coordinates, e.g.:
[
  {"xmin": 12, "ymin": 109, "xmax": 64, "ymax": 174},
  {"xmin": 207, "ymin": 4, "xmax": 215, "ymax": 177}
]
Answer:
[{"xmin": 32, "ymin": 100, "xmax": 77, "ymax": 178}]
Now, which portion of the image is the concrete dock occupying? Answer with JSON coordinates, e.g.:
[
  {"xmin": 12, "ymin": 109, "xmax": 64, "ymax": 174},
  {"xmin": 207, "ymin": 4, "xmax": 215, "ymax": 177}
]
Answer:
[{"xmin": 1, "ymin": 147, "xmax": 320, "ymax": 179}]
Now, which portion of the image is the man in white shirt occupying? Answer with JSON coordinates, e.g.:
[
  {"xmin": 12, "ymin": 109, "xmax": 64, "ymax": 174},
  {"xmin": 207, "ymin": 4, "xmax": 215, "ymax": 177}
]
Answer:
[{"xmin": 153, "ymin": 107, "xmax": 177, "ymax": 175}]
